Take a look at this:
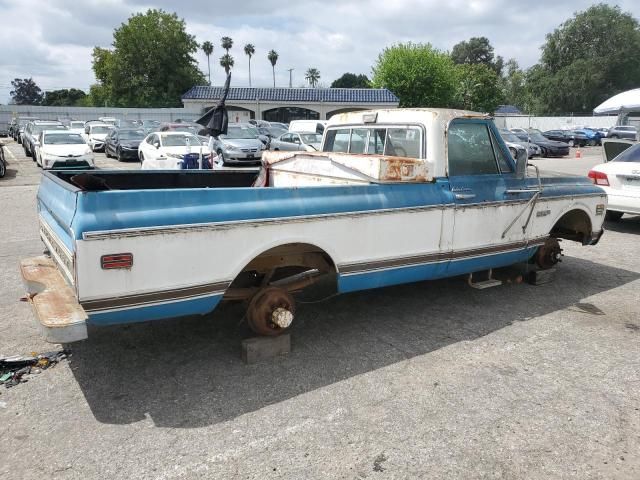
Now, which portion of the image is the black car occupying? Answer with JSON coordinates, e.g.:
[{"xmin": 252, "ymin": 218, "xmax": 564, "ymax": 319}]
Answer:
[
  {"xmin": 542, "ymin": 129, "xmax": 588, "ymax": 147},
  {"xmin": 0, "ymin": 141, "xmax": 6, "ymax": 178},
  {"xmin": 515, "ymin": 130, "xmax": 570, "ymax": 157},
  {"xmin": 104, "ymin": 128, "xmax": 146, "ymax": 161}
]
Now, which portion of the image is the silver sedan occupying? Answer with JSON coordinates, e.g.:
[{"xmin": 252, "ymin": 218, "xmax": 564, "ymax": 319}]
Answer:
[{"xmin": 270, "ymin": 132, "xmax": 322, "ymax": 152}]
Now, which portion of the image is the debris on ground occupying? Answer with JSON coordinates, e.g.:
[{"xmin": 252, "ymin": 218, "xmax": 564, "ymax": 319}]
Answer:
[{"xmin": 0, "ymin": 350, "xmax": 69, "ymax": 388}]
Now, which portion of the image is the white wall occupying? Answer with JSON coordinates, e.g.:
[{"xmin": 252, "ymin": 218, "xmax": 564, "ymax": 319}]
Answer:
[
  {"xmin": 494, "ymin": 115, "xmax": 618, "ymax": 131},
  {"xmin": 0, "ymin": 105, "xmax": 200, "ymax": 125}
]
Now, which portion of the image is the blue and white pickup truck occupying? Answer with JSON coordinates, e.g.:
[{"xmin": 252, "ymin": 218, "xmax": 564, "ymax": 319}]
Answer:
[{"xmin": 21, "ymin": 108, "xmax": 606, "ymax": 343}]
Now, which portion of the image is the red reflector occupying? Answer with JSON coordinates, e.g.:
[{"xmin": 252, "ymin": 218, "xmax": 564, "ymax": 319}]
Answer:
[
  {"xmin": 587, "ymin": 170, "xmax": 609, "ymax": 186},
  {"xmin": 101, "ymin": 253, "xmax": 133, "ymax": 269}
]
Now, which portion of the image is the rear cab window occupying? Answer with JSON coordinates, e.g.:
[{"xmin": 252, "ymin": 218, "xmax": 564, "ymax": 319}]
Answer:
[{"xmin": 323, "ymin": 125, "xmax": 423, "ymax": 158}]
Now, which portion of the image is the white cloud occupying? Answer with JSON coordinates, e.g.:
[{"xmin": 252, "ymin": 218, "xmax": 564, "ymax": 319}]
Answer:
[{"xmin": 1, "ymin": 0, "xmax": 637, "ymax": 103}]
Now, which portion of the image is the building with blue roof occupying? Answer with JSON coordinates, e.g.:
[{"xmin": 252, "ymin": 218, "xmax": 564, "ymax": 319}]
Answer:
[{"xmin": 181, "ymin": 86, "xmax": 399, "ymax": 123}]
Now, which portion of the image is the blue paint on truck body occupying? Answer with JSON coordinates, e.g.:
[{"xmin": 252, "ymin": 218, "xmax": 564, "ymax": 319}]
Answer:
[{"xmin": 35, "ymin": 169, "xmax": 604, "ymax": 327}]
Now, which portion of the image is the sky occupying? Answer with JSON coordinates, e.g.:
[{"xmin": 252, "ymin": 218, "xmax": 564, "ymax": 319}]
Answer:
[{"xmin": 0, "ymin": 0, "xmax": 636, "ymax": 103}]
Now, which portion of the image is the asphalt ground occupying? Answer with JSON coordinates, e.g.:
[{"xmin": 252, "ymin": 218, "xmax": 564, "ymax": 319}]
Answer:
[{"xmin": 0, "ymin": 139, "xmax": 638, "ymax": 479}]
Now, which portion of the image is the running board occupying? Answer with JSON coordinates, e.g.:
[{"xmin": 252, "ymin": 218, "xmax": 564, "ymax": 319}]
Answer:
[{"xmin": 467, "ymin": 269, "xmax": 502, "ymax": 289}]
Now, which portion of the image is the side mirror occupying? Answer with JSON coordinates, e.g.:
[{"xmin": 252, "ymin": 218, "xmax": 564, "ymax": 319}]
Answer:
[
  {"xmin": 515, "ymin": 147, "xmax": 527, "ymax": 179},
  {"xmin": 154, "ymin": 142, "xmax": 160, "ymax": 149}
]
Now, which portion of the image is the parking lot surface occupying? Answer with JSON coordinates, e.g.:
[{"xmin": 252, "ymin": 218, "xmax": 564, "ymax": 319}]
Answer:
[{"xmin": 0, "ymin": 140, "xmax": 638, "ymax": 479}]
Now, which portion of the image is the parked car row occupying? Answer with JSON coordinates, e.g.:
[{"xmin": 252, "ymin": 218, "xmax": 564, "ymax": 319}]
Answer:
[{"xmin": 504, "ymin": 128, "xmax": 570, "ymax": 158}]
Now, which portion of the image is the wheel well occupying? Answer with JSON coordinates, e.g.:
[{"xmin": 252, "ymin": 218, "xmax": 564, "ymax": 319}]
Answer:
[
  {"xmin": 225, "ymin": 243, "xmax": 338, "ymax": 300},
  {"xmin": 550, "ymin": 209, "xmax": 592, "ymax": 244}
]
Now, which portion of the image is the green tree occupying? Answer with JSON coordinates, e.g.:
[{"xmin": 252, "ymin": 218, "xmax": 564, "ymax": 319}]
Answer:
[
  {"xmin": 451, "ymin": 36, "xmax": 503, "ymax": 75},
  {"xmin": 371, "ymin": 43, "xmax": 458, "ymax": 107},
  {"xmin": 202, "ymin": 41, "xmax": 214, "ymax": 85},
  {"xmin": 221, "ymin": 36, "xmax": 233, "ymax": 53},
  {"xmin": 528, "ymin": 4, "xmax": 640, "ymax": 113},
  {"xmin": 220, "ymin": 53, "xmax": 234, "ymax": 74},
  {"xmin": 10, "ymin": 78, "xmax": 43, "ymax": 105},
  {"xmin": 89, "ymin": 9, "xmax": 205, "ymax": 107},
  {"xmin": 499, "ymin": 59, "xmax": 527, "ymax": 110},
  {"xmin": 267, "ymin": 50, "xmax": 279, "ymax": 88},
  {"xmin": 305, "ymin": 68, "xmax": 321, "ymax": 88},
  {"xmin": 42, "ymin": 88, "xmax": 87, "ymax": 106},
  {"xmin": 244, "ymin": 44, "xmax": 255, "ymax": 87},
  {"xmin": 455, "ymin": 63, "xmax": 503, "ymax": 112},
  {"xmin": 330, "ymin": 73, "xmax": 371, "ymax": 88}
]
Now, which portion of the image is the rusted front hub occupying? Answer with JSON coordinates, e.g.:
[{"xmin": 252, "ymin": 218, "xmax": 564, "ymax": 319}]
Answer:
[
  {"xmin": 247, "ymin": 286, "xmax": 296, "ymax": 336},
  {"xmin": 535, "ymin": 238, "xmax": 563, "ymax": 270}
]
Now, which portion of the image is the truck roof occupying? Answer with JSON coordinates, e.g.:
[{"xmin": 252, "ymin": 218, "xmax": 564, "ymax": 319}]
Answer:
[{"xmin": 327, "ymin": 108, "xmax": 488, "ymax": 128}]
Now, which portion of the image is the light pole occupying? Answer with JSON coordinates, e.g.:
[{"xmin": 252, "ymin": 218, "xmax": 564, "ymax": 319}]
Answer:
[{"xmin": 287, "ymin": 68, "xmax": 294, "ymax": 88}]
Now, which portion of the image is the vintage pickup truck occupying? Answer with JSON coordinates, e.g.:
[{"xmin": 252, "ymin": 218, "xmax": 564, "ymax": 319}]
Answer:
[{"xmin": 21, "ymin": 108, "xmax": 607, "ymax": 343}]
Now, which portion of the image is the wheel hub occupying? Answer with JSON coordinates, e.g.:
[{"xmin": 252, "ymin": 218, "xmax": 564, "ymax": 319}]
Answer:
[
  {"xmin": 535, "ymin": 238, "xmax": 563, "ymax": 270},
  {"xmin": 247, "ymin": 286, "xmax": 296, "ymax": 336}
]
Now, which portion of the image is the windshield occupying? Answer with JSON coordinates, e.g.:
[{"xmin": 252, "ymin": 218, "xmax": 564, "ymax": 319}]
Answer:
[
  {"xmin": 613, "ymin": 144, "xmax": 640, "ymax": 163},
  {"xmin": 70, "ymin": 122, "xmax": 85, "ymax": 128},
  {"xmin": 222, "ymin": 126, "xmax": 258, "ymax": 139},
  {"xmin": 34, "ymin": 124, "xmax": 66, "ymax": 135},
  {"xmin": 528, "ymin": 132, "xmax": 548, "ymax": 142},
  {"xmin": 161, "ymin": 134, "xmax": 202, "ymax": 147},
  {"xmin": 500, "ymin": 131, "xmax": 521, "ymax": 143},
  {"xmin": 119, "ymin": 130, "xmax": 146, "ymax": 140},
  {"xmin": 168, "ymin": 125, "xmax": 198, "ymax": 133},
  {"xmin": 300, "ymin": 133, "xmax": 322, "ymax": 144},
  {"xmin": 92, "ymin": 126, "xmax": 113, "ymax": 134},
  {"xmin": 44, "ymin": 133, "xmax": 85, "ymax": 145}
]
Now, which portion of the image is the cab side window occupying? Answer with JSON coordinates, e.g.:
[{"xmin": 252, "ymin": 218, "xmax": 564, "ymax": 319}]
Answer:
[
  {"xmin": 489, "ymin": 129, "xmax": 514, "ymax": 173},
  {"xmin": 448, "ymin": 122, "xmax": 499, "ymax": 176},
  {"xmin": 323, "ymin": 129, "xmax": 350, "ymax": 153}
]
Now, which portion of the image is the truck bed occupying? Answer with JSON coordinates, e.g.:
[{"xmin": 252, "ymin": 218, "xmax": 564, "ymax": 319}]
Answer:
[{"xmin": 49, "ymin": 169, "xmax": 259, "ymax": 191}]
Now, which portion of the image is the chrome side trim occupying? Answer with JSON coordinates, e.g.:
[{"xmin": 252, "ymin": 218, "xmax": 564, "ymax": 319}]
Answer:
[
  {"xmin": 82, "ymin": 204, "xmax": 451, "ymax": 241},
  {"xmin": 81, "ymin": 280, "xmax": 231, "ymax": 312},
  {"xmin": 339, "ymin": 236, "xmax": 548, "ymax": 275}
]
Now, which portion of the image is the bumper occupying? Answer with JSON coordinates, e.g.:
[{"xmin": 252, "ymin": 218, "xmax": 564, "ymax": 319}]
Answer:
[
  {"xmin": 605, "ymin": 191, "xmax": 640, "ymax": 215},
  {"xmin": 90, "ymin": 141, "xmax": 105, "ymax": 151},
  {"xmin": 43, "ymin": 158, "xmax": 94, "ymax": 170},
  {"xmin": 224, "ymin": 150, "xmax": 263, "ymax": 162},
  {"xmin": 547, "ymin": 149, "xmax": 569, "ymax": 157},
  {"xmin": 20, "ymin": 256, "xmax": 88, "ymax": 343},
  {"xmin": 119, "ymin": 148, "xmax": 139, "ymax": 159}
]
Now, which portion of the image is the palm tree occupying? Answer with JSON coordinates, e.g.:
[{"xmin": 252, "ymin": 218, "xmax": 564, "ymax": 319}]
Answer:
[
  {"xmin": 305, "ymin": 68, "xmax": 321, "ymax": 88},
  {"xmin": 220, "ymin": 53, "xmax": 234, "ymax": 74},
  {"xmin": 221, "ymin": 36, "xmax": 233, "ymax": 53},
  {"xmin": 244, "ymin": 44, "xmax": 255, "ymax": 87},
  {"xmin": 202, "ymin": 41, "xmax": 214, "ymax": 85},
  {"xmin": 267, "ymin": 50, "xmax": 279, "ymax": 88}
]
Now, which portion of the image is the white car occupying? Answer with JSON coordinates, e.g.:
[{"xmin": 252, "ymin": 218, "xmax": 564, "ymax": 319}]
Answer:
[
  {"xmin": 588, "ymin": 142, "xmax": 640, "ymax": 221},
  {"xmin": 84, "ymin": 123, "xmax": 115, "ymax": 151},
  {"xmin": 35, "ymin": 130, "xmax": 95, "ymax": 170},
  {"xmin": 139, "ymin": 131, "xmax": 212, "ymax": 170},
  {"xmin": 68, "ymin": 121, "xmax": 86, "ymax": 135}
]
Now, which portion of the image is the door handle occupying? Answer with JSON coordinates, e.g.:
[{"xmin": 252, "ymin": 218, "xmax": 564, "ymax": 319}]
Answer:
[
  {"xmin": 455, "ymin": 193, "xmax": 476, "ymax": 200},
  {"xmin": 505, "ymin": 189, "xmax": 540, "ymax": 194}
]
